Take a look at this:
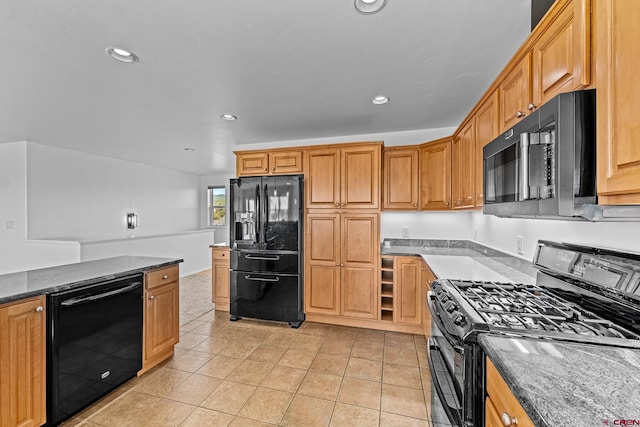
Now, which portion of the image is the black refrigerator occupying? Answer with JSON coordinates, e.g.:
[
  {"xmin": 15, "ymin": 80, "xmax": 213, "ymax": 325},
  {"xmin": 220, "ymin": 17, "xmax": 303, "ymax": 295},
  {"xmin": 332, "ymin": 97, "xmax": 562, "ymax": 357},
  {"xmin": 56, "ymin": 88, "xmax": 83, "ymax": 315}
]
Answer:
[{"xmin": 229, "ymin": 174, "xmax": 304, "ymax": 328}]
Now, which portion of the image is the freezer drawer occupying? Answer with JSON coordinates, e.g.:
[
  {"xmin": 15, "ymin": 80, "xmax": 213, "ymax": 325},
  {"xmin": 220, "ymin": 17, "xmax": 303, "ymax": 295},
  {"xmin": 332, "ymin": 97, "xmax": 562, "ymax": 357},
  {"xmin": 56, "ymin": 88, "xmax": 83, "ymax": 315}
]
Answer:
[
  {"xmin": 231, "ymin": 250, "xmax": 299, "ymax": 274},
  {"xmin": 230, "ymin": 271, "xmax": 303, "ymax": 325}
]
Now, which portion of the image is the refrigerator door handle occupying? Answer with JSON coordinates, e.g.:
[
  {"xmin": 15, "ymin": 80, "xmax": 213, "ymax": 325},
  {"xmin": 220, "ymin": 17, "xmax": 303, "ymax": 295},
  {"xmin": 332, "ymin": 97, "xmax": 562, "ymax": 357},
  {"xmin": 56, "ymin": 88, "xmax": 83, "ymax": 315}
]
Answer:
[
  {"xmin": 263, "ymin": 183, "xmax": 269, "ymax": 243},
  {"xmin": 255, "ymin": 184, "xmax": 261, "ymax": 243},
  {"xmin": 245, "ymin": 254, "xmax": 281, "ymax": 261},
  {"xmin": 245, "ymin": 274, "xmax": 280, "ymax": 282}
]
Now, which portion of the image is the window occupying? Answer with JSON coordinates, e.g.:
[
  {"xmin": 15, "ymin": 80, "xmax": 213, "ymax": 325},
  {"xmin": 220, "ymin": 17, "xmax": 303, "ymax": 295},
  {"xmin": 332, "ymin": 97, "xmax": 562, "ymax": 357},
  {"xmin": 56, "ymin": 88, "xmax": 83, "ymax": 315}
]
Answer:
[{"xmin": 207, "ymin": 186, "xmax": 226, "ymax": 227}]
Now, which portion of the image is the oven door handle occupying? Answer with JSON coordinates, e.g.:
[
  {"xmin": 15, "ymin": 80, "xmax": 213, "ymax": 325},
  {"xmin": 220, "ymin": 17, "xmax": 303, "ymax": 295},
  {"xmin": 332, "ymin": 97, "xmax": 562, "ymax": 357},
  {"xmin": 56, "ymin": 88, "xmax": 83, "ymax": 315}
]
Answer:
[
  {"xmin": 244, "ymin": 274, "xmax": 280, "ymax": 282},
  {"xmin": 427, "ymin": 293, "xmax": 464, "ymax": 347},
  {"xmin": 428, "ymin": 338, "xmax": 463, "ymax": 427}
]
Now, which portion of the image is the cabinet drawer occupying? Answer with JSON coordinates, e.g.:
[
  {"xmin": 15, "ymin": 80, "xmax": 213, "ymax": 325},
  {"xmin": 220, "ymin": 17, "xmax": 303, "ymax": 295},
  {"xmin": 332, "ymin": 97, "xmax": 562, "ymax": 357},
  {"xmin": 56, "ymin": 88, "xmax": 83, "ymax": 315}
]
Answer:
[
  {"xmin": 213, "ymin": 248, "xmax": 230, "ymax": 262},
  {"xmin": 146, "ymin": 265, "xmax": 179, "ymax": 289}
]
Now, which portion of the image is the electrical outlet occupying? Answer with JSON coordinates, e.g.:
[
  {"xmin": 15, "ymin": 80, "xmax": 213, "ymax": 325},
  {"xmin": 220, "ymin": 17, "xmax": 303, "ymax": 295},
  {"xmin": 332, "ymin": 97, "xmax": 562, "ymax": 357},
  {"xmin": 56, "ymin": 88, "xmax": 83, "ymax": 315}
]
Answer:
[
  {"xmin": 401, "ymin": 226, "xmax": 410, "ymax": 238},
  {"xmin": 472, "ymin": 229, "xmax": 478, "ymax": 241},
  {"xmin": 516, "ymin": 236, "xmax": 524, "ymax": 255},
  {"xmin": 5, "ymin": 220, "xmax": 14, "ymax": 230}
]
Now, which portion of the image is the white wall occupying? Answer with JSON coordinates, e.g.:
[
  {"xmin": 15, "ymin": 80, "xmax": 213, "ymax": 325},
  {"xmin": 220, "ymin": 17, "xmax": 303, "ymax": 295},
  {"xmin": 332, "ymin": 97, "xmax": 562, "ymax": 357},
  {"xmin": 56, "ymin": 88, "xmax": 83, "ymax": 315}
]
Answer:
[
  {"xmin": 471, "ymin": 211, "xmax": 640, "ymax": 260},
  {"xmin": 81, "ymin": 231, "xmax": 214, "ymax": 276},
  {"xmin": 381, "ymin": 211, "xmax": 472, "ymax": 240},
  {"xmin": 27, "ymin": 143, "xmax": 201, "ymax": 240},
  {"xmin": 0, "ymin": 142, "xmax": 80, "ymax": 274},
  {"xmin": 235, "ymin": 127, "xmax": 457, "ymax": 151}
]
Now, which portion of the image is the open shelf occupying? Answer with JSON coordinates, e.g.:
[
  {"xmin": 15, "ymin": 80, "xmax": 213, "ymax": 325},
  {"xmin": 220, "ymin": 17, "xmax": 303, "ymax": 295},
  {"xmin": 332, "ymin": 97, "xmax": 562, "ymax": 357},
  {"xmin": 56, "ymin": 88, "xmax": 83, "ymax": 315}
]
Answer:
[
  {"xmin": 381, "ymin": 311, "xmax": 394, "ymax": 322},
  {"xmin": 380, "ymin": 255, "xmax": 395, "ymax": 322}
]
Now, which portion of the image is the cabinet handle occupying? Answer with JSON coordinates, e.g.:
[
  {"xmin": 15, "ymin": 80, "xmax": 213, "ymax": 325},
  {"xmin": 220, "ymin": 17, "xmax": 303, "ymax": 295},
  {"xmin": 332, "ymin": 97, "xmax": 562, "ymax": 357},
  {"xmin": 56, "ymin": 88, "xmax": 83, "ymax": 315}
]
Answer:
[
  {"xmin": 515, "ymin": 111, "xmax": 525, "ymax": 118},
  {"xmin": 35, "ymin": 306, "xmax": 44, "ymax": 313},
  {"xmin": 501, "ymin": 412, "xmax": 518, "ymax": 426},
  {"xmin": 527, "ymin": 103, "xmax": 536, "ymax": 111},
  {"xmin": 149, "ymin": 295, "xmax": 155, "ymax": 300},
  {"xmin": 162, "ymin": 275, "xmax": 169, "ymax": 279}
]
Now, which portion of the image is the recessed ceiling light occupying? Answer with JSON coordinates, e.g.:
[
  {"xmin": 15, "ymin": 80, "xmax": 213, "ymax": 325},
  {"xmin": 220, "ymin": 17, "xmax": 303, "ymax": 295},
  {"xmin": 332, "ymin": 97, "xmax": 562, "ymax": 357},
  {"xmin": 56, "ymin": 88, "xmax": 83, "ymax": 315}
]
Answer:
[
  {"xmin": 184, "ymin": 147, "xmax": 196, "ymax": 152},
  {"xmin": 372, "ymin": 95, "xmax": 390, "ymax": 105},
  {"xmin": 106, "ymin": 47, "xmax": 140, "ymax": 63},
  {"xmin": 220, "ymin": 114, "xmax": 237, "ymax": 121},
  {"xmin": 354, "ymin": 0, "xmax": 387, "ymax": 14}
]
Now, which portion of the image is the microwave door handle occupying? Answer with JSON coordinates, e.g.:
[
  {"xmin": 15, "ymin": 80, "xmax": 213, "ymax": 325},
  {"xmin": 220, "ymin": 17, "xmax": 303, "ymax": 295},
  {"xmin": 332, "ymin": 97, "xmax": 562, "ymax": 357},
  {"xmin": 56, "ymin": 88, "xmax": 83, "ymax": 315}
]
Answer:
[{"xmin": 519, "ymin": 133, "xmax": 530, "ymax": 201}]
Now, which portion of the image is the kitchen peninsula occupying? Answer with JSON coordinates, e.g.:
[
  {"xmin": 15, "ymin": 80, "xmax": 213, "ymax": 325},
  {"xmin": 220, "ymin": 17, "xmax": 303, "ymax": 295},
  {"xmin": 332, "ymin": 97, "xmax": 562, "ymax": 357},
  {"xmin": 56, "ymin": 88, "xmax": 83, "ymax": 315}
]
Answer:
[{"xmin": 0, "ymin": 256, "xmax": 182, "ymax": 426}]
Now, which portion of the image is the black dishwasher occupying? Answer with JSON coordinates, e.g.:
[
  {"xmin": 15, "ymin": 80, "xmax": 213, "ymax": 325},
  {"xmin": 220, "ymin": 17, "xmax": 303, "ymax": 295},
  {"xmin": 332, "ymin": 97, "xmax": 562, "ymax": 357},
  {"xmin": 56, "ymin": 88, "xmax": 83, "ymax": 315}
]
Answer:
[{"xmin": 47, "ymin": 274, "xmax": 143, "ymax": 426}]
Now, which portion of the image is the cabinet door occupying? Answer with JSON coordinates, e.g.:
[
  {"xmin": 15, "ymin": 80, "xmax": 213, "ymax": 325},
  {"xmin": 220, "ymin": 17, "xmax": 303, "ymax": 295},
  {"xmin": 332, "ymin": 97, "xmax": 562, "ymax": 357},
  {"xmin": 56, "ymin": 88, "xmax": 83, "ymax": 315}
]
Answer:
[
  {"xmin": 452, "ymin": 119, "xmax": 475, "ymax": 209},
  {"xmin": 383, "ymin": 147, "xmax": 419, "ymax": 210},
  {"xmin": 499, "ymin": 52, "xmax": 532, "ymax": 132},
  {"xmin": 420, "ymin": 138, "xmax": 452, "ymax": 210},
  {"xmin": 144, "ymin": 281, "xmax": 179, "ymax": 362},
  {"xmin": 305, "ymin": 148, "xmax": 341, "ymax": 209},
  {"xmin": 475, "ymin": 90, "xmax": 499, "ymax": 206},
  {"xmin": 341, "ymin": 266, "xmax": 377, "ymax": 319},
  {"xmin": 594, "ymin": 0, "xmax": 640, "ymax": 203},
  {"xmin": 340, "ymin": 213, "xmax": 378, "ymax": 319},
  {"xmin": 236, "ymin": 152, "xmax": 269, "ymax": 176},
  {"xmin": 305, "ymin": 213, "xmax": 341, "ymax": 315},
  {"xmin": 213, "ymin": 263, "xmax": 230, "ymax": 307},
  {"xmin": 486, "ymin": 358, "xmax": 536, "ymax": 427},
  {"xmin": 421, "ymin": 262, "xmax": 435, "ymax": 338},
  {"xmin": 269, "ymin": 151, "xmax": 303, "ymax": 174},
  {"xmin": 0, "ymin": 296, "xmax": 46, "ymax": 427},
  {"xmin": 341, "ymin": 145, "xmax": 381, "ymax": 209},
  {"xmin": 532, "ymin": 0, "xmax": 590, "ymax": 108},
  {"xmin": 396, "ymin": 257, "xmax": 422, "ymax": 325}
]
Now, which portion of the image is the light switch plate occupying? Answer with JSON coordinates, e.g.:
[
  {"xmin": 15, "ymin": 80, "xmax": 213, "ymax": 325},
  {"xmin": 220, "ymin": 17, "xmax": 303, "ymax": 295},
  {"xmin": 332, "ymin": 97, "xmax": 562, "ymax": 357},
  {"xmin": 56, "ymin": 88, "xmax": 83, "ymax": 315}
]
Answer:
[
  {"xmin": 401, "ymin": 226, "xmax": 410, "ymax": 238},
  {"xmin": 516, "ymin": 236, "xmax": 524, "ymax": 255}
]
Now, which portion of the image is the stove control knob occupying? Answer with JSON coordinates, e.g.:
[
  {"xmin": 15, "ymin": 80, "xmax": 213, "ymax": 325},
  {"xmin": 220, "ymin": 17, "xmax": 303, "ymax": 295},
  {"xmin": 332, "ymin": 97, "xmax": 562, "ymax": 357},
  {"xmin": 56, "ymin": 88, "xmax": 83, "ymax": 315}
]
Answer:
[
  {"xmin": 446, "ymin": 303, "xmax": 457, "ymax": 313},
  {"xmin": 441, "ymin": 295, "xmax": 449, "ymax": 303},
  {"xmin": 453, "ymin": 315, "xmax": 465, "ymax": 326}
]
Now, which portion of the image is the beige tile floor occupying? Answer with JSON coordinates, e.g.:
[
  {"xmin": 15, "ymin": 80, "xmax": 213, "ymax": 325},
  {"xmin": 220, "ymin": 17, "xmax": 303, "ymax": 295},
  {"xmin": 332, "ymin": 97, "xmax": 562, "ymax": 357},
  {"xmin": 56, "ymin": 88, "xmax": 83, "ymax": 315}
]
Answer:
[{"xmin": 63, "ymin": 271, "xmax": 437, "ymax": 427}]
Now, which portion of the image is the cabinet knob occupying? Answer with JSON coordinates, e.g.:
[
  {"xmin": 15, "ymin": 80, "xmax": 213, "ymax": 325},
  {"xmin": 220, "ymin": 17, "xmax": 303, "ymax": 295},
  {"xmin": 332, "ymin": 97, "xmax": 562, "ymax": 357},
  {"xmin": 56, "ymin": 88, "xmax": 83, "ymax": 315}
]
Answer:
[
  {"xmin": 340, "ymin": 263, "xmax": 344, "ymax": 267},
  {"xmin": 515, "ymin": 111, "xmax": 525, "ymax": 118},
  {"xmin": 335, "ymin": 203, "xmax": 340, "ymax": 207},
  {"xmin": 413, "ymin": 203, "xmax": 418, "ymax": 207},
  {"xmin": 272, "ymin": 167, "xmax": 275, "ymax": 171},
  {"xmin": 35, "ymin": 306, "xmax": 44, "ymax": 313},
  {"xmin": 162, "ymin": 275, "xmax": 169, "ymax": 279},
  {"xmin": 501, "ymin": 412, "xmax": 518, "ymax": 426},
  {"xmin": 445, "ymin": 202, "xmax": 450, "ymax": 206},
  {"xmin": 336, "ymin": 263, "xmax": 340, "ymax": 267},
  {"xmin": 149, "ymin": 295, "xmax": 155, "ymax": 300},
  {"xmin": 527, "ymin": 102, "xmax": 536, "ymax": 111}
]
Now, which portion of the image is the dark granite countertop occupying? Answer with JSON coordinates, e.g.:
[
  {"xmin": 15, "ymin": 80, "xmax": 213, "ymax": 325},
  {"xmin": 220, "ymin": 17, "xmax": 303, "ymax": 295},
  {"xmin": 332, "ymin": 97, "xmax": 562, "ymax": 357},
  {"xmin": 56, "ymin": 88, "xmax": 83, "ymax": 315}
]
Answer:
[
  {"xmin": 479, "ymin": 334, "xmax": 640, "ymax": 427},
  {"xmin": 380, "ymin": 239, "xmax": 537, "ymax": 284},
  {"xmin": 0, "ymin": 256, "xmax": 183, "ymax": 305}
]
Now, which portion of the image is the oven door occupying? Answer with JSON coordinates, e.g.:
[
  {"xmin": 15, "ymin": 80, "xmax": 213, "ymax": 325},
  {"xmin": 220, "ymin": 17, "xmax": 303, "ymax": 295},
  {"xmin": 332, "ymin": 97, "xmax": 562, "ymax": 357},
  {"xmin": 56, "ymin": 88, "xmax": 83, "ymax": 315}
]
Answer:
[{"xmin": 427, "ymin": 296, "xmax": 464, "ymax": 427}]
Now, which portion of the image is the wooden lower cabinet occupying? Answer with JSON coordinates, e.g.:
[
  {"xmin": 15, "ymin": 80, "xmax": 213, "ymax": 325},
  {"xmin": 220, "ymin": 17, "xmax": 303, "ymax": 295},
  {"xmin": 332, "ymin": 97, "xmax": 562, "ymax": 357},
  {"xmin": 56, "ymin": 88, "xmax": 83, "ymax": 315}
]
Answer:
[
  {"xmin": 212, "ymin": 246, "xmax": 230, "ymax": 311},
  {"xmin": 305, "ymin": 212, "xmax": 379, "ymax": 322},
  {"xmin": 486, "ymin": 358, "xmax": 535, "ymax": 427},
  {"xmin": 396, "ymin": 257, "xmax": 422, "ymax": 325},
  {"xmin": 140, "ymin": 265, "xmax": 180, "ymax": 375},
  {"xmin": 0, "ymin": 296, "xmax": 46, "ymax": 427}
]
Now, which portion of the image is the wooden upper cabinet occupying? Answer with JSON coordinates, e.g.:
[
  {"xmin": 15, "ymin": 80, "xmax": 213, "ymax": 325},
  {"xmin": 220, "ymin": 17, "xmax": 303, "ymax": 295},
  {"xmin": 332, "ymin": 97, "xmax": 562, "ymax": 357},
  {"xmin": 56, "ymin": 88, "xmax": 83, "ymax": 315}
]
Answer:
[
  {"xmin": 382, "ymin": 146, "xmax": 419, "ymax": 210},
  {"xmin": 306, "ymin": 143, "xmax": 381, "ymax": 210},
  {"xmin": 305, "ymin": 148, "xmax": 341, "ymax": 209},
  {"xmin": 0, "ymin": 296, "xmax": 46, "ymax": 427},
  {"xmin": 532, "ymin": 0, "xmax": 591, "ymax": 108},
  {"xmin": 341, "ymin": 145, "xmax": 381, "ymax": 209},
  {"xmin": 452, "ymin": 119, "xmax": 476, "ymax": 209},
  {"xmin": 236, "ymin": 152, "xmax": 269, "ymax": 176},
  {"xmin": 268, "ymin": 151, "xmax": 303, "ymax": 174},
  {"xmin": 594, "ymin": 0, "xmax": 640, "ymax": 203},
  {"xmin": 236, "ymin": 150, "xmax": 303, "ymax": 176},
  {"xmin": 499, "ymin": 51, "xmax": 532, "ymax": 132},
  {"xmin": 475, "ymin": 90, "xmax": 500, "ymax": 206},
  {"xmin": 420, "ymin": 138, "xmax": 452, "ymax": 210}
]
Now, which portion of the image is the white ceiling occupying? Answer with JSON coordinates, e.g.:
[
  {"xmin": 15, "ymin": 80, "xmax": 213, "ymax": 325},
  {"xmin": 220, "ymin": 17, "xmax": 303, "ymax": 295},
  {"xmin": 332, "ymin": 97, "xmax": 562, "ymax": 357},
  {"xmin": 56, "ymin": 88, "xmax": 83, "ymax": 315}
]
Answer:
[{"xmin": 0, "ymin": 0, "xmax": 531, "ymax": 175}]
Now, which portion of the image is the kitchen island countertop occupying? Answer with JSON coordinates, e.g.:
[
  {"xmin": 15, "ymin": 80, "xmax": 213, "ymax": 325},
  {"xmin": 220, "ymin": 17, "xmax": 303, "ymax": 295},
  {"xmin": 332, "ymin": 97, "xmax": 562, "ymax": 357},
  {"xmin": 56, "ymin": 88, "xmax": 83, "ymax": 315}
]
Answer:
[
  {"xmin": 479, "ymin": 334, "xmax": 640, "ymax": 427},
  {"xmin": 0, "ymin": 256, "xmax": 183, "ymax": 305}
]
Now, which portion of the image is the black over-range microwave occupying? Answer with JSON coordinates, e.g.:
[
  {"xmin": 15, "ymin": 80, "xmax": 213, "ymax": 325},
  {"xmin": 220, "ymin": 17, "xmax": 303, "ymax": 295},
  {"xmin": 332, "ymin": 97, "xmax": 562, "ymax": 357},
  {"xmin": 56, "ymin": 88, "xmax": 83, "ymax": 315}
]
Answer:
[{"xmin": 483, "ymin": 89, "xmax": 597, "ymax": 219}]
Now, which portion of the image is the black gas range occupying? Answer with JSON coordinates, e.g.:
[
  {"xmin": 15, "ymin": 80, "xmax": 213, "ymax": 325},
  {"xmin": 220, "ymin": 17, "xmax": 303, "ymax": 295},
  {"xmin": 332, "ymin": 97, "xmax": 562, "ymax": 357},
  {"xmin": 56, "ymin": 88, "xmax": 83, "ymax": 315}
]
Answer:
[{"xmin": 427, "ymin": 240, "xmax": 640, "ymax": 427}]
